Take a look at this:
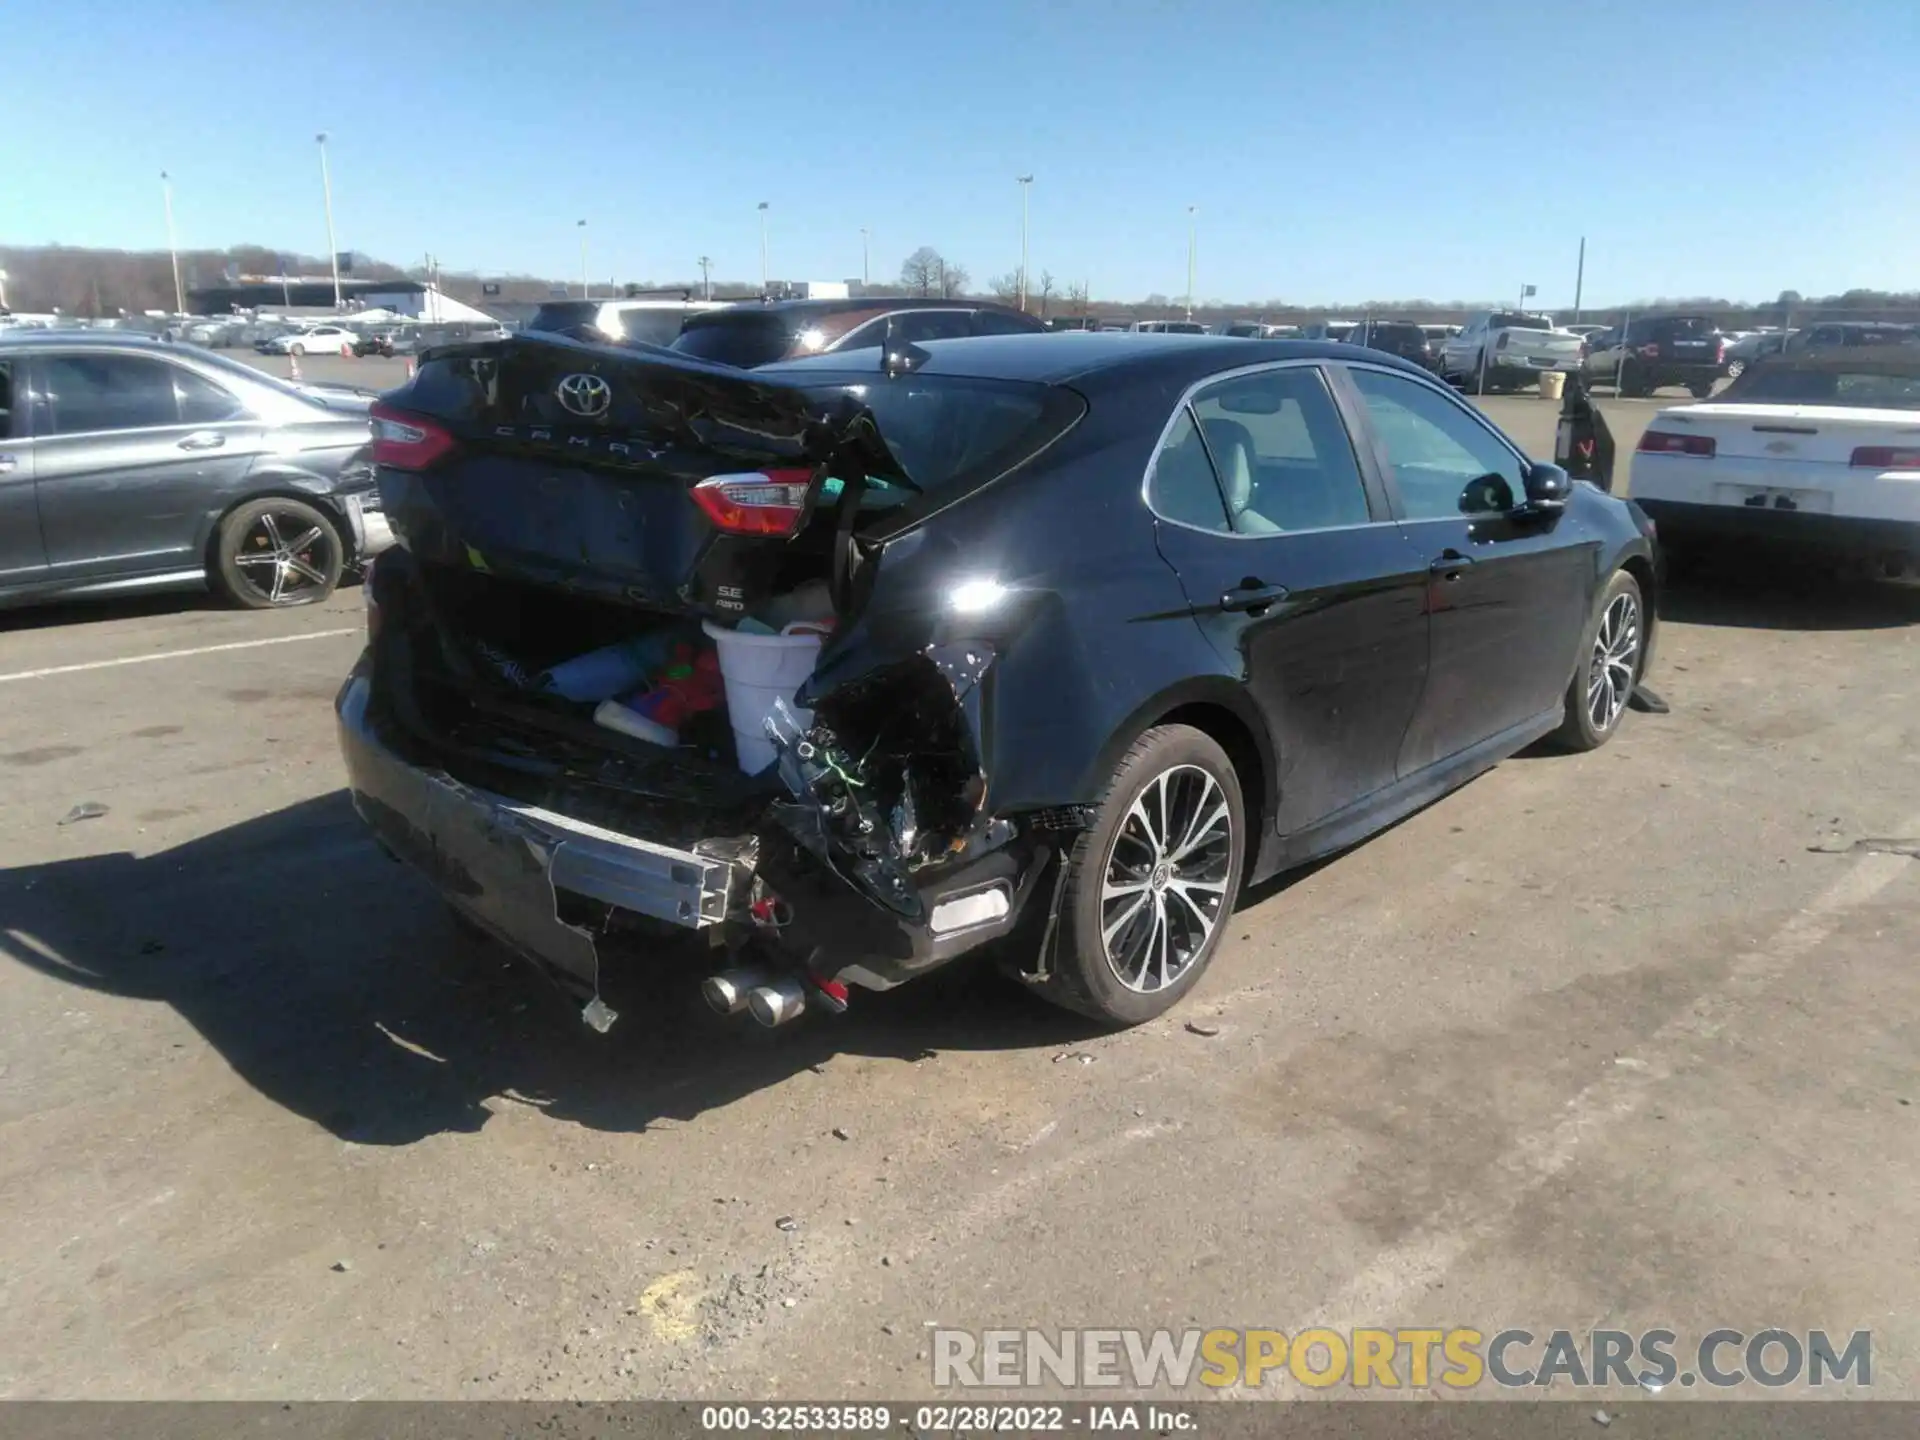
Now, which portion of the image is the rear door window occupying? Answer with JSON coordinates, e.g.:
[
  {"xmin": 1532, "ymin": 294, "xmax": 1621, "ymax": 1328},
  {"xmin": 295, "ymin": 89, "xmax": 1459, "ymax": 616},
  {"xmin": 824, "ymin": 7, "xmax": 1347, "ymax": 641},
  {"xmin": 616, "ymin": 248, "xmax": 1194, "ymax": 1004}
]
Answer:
[
  {"xmin": 175, "ymin": 369, "xmax": 244, "ymax": 423},
  {"xmin": 1190, "ymin": 366, "xmax": 1371, "ymax": 533},
  {"xmin": 40, "ymin": 354, "xmax": 181, "ymax": 434},
  {"xmin": 0, "ymin": 361, "xmax": 13, "ymax": 438}
]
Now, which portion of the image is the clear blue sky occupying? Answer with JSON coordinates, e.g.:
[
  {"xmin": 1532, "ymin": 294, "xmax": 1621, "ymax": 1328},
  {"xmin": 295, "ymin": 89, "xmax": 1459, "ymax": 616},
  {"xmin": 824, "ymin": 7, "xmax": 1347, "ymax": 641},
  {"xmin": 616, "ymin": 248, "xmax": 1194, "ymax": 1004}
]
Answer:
[{"xmin": 3, "ymin": 0, "xmax": 1912, "ymax": 308}]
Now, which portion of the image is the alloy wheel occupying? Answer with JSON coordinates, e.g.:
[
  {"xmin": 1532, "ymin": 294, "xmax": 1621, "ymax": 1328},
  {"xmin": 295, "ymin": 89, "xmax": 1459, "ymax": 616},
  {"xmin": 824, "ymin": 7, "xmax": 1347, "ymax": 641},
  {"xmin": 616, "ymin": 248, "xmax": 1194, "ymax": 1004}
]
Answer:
[
  {"xmin": 232, "ymin": 509, "xmax": 336, "ymax": 605},
  {"xmin": 1586, "ymin": 592, "xmax": 1641, "ymax": 732},
  {"xmin": 1099, "ymin": 764, "xmax": 1234, "ymax": 994}
]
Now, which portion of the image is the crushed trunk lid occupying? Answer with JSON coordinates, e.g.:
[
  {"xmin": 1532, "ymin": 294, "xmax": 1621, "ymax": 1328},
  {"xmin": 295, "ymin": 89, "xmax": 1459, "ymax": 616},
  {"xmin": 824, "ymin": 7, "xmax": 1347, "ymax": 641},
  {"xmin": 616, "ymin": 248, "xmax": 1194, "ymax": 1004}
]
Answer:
[{"xmin": 374, "ymin": 335, "xmax": 905, "ymax": 615}]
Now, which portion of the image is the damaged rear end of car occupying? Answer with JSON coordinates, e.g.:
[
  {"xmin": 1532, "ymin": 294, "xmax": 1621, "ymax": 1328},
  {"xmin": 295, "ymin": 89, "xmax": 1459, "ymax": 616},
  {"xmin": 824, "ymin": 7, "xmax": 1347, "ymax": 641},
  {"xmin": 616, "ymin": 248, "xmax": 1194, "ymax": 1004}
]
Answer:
[{"xmin": 336, "ymin": 332, "xmax": 1086, "ymax": 1029}]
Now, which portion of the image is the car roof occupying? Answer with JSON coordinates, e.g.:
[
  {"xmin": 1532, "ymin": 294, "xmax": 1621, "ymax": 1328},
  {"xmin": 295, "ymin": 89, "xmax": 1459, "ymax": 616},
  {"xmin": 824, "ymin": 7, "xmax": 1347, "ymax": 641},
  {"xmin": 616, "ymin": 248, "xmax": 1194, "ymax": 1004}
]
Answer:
[
  {"xmin": 764, "ymin": 332, "xmax": 1430, "ymax": 387},
  {"xmin": 689, "ymin": 296, "xmax": 1032, "ymax": 323}
]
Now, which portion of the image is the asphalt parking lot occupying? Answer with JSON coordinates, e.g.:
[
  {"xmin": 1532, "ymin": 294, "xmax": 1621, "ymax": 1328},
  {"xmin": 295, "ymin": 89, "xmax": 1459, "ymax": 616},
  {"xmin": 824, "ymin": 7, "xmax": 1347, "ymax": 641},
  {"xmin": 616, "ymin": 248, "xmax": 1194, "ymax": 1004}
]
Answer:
[{"xmin": 3, "ymin": 366, "xmax": 1918, "ymax": 1404}]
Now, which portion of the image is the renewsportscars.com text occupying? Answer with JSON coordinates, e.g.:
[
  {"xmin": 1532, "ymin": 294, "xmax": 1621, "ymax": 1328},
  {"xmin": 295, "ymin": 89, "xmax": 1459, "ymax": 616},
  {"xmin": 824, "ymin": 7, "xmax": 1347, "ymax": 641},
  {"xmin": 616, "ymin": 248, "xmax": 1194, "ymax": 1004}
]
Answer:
[{"xmin": 933, "ymin": 1327, "xmax": 1872, "ymax": 1391}]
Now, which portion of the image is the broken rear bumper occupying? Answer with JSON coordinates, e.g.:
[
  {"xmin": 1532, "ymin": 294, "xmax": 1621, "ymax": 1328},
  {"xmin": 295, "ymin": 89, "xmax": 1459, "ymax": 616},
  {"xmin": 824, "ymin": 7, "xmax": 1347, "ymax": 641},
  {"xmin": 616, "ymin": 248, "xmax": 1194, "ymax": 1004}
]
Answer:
[
  {"xmin": 337, "ymin": 673, "xmax": 732, "ymax": 996},
  {"xmin": 336, "ymin": 669, "xmax": 1048, "ymax": 1007}
]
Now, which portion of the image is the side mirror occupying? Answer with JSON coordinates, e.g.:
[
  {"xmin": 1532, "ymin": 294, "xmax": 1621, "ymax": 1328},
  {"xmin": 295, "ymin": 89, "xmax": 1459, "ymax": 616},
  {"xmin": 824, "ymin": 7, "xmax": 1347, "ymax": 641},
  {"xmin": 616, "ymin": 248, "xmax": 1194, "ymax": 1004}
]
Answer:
[{"xmin": 1515, "ymin": 461, "xmax": 1573, "ymax": 516}]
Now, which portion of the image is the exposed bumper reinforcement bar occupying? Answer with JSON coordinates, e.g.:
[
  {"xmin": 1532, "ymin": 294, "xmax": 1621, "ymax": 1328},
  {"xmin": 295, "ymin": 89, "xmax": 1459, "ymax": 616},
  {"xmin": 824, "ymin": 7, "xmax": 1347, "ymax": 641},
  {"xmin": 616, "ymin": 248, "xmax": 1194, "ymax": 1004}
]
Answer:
[{"xmin": 337, "ymin": 675, "xmax": 734, "ymax": 1014}]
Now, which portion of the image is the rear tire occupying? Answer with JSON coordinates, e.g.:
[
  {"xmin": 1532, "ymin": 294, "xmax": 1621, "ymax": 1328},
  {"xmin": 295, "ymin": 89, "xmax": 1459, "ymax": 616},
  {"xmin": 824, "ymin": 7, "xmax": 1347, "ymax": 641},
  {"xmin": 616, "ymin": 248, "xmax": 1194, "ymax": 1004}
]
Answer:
[
  {"xmin": 212, "ymin": 496, "xmax": 345, "ymax": 609},
  {"xmin": 1028, "ymin": 725, "xmax": 1247, "ymax": 1026},
  {"xmin": 1687, "ymin": 379, "xmax": 1714, "ymax": 399},
  {"xmin": 1725, "ymin": 359, "xmax": 1746, "ymax": 380},
  {"xmin": 289, "ymin": 343, "xmax": 307, "ymax": 357},
  {"xmin": 1552, "ymin": 570, "xmax": 1646, "ymax": 752}
]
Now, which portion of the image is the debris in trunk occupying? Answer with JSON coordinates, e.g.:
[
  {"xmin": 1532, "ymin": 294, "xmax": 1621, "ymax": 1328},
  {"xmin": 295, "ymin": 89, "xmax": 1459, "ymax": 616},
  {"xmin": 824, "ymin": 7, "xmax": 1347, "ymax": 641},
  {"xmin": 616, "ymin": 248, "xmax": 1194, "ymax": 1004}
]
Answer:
[{"xmin": 58, "ymin": 801, "xmax": 109, "ymax": 826}]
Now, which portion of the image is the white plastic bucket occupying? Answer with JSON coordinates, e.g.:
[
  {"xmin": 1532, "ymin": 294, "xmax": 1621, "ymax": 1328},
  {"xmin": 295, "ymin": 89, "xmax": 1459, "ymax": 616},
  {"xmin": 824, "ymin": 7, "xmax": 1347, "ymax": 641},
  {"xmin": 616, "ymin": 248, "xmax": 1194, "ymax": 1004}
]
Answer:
[
  {"xmin": 702, "ymin": 619, "xmax": 828, "ymax": 774},
  {"xmin": 1538, "ymin": 369, "xmax": 1566, "ymax": 401}
]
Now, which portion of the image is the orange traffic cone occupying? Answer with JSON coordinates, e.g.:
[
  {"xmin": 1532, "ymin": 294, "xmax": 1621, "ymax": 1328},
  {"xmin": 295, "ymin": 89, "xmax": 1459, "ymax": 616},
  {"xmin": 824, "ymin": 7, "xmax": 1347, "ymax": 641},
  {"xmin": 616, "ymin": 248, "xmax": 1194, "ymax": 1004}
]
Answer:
[
  {"xmin": 288, "ymin": 351, "xmax": 302, "ymax": 381},
  {"xmin": 406, "ymin": 355, "xmax": 417, "ymax": 378},
  {"xmin": 341, "ymin": 341, "xmax": 352, "ymax": 357}
]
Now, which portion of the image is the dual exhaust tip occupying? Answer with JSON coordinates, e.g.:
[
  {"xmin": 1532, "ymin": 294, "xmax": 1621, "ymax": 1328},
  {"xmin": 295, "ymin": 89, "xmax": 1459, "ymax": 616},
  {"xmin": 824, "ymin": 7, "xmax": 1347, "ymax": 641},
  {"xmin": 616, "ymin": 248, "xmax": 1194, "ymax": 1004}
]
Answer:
[{"xmin": 702, "ymin": 968, "xmax": 807, "ymax": 1028}]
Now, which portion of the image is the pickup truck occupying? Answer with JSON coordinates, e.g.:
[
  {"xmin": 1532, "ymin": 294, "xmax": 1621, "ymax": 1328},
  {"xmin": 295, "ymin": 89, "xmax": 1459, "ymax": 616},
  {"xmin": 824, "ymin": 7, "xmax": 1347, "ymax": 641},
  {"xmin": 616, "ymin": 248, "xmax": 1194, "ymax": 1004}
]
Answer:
[{"xmin": 1442, "ymin": 311, "xmax": 1585, "ymax": 392}]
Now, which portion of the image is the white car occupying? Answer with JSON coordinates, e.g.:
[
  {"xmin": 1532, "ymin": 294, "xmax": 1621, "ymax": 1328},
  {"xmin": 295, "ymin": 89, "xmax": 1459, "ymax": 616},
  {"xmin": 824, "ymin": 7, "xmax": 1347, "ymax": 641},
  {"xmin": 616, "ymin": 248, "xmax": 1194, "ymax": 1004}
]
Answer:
[
  {"xmin": 1442, "ymin": 311, "xmax": 1585, "ymax": 390},
  {"xmin": 269, "ymin": 325, "xmax": 357, "ymax": 355},
  {"xmin": 1629, "ymin": 349, "xmax": 1920, "ymax": 580}
]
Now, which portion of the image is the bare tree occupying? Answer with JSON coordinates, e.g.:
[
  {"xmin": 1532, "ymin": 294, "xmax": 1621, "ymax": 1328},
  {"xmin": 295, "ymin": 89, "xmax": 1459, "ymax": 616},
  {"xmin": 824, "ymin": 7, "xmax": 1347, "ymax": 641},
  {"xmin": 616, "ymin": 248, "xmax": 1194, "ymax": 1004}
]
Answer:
[
  {"xmin": 939, "ymin": 260, "xmax": 970, "ymax": 299},
  {"xmin": 988, "ymin": 271, "xmax": 1022, "ymax": 304},
  {"xmin": 899, "ymin": 247, "xmax": 945, "ymax": 297},
  {"xmin": 1038, "ymin": 270, "xmax": 1056, "ymax": 319},
  {"xmin": 1066, "ymin": 280, "xmax": 1089, "ymax": 316}
]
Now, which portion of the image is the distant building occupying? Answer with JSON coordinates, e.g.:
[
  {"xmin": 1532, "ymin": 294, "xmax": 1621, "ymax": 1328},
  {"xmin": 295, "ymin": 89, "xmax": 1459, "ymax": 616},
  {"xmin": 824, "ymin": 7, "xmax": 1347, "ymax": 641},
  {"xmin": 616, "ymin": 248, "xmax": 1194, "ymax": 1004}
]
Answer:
[{"xmin": 186, "ymin": 276, "xmax": 494, "ymax": 323}]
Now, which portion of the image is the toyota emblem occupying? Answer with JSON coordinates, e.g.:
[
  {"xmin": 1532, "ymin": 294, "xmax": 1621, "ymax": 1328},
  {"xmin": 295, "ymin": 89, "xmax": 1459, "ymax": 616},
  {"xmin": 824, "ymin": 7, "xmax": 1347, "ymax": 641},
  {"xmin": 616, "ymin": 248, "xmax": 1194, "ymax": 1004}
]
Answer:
[{"xmin": 556, "ymin": 373, "xmax": 612, "ymax": 418}]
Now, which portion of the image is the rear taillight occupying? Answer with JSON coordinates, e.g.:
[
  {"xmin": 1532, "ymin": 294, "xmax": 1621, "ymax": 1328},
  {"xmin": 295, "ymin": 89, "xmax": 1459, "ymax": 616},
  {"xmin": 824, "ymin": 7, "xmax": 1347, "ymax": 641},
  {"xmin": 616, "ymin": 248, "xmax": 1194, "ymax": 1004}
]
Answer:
[
  {"xmin": 1638, "ymin": 343, "xmax": 1661, "ymax": 359},
  {"xmin": 370, "ymin": 402, "xmax": 457, "ymax": 470},
  {"xmin": 690, "ymin": 468, "xmax": 815, "ymax": 536},
  {"xmin": 1715, "ymin": 339, "xmax": 1727, "ymax": 364},
  {"xmin": 1850, "ymin": 446, "xmax": 1920, "ymax": 470},
  {"xmin": 1638, "ymin": 430, "xmax": 1716, "ymax": 457}
]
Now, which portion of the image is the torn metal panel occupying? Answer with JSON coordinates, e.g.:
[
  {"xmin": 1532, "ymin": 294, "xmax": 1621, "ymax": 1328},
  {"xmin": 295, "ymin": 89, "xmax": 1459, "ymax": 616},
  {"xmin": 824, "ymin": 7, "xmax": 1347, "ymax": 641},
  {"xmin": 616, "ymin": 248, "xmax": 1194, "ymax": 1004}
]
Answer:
[{"xmin": 759, "ymin": 639, "xmax": 1016, "ymax": 923}]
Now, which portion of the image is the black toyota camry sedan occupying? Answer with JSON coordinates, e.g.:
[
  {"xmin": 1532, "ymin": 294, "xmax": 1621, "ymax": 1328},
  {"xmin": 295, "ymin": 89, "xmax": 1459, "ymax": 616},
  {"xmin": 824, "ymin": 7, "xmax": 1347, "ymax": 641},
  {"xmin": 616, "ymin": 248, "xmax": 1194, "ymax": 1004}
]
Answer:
[{"xmin": 340, "ymin": 331, "xmax": 1658, "ymax": 1031}]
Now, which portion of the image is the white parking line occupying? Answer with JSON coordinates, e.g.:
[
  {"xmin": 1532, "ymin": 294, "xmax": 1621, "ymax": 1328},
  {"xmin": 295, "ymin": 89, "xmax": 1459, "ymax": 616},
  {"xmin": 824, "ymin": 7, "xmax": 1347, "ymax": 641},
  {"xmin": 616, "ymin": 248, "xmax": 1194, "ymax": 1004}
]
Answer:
[{"xmin": 0, "ymin": 628, "xmax": 360, "ymax": 684}]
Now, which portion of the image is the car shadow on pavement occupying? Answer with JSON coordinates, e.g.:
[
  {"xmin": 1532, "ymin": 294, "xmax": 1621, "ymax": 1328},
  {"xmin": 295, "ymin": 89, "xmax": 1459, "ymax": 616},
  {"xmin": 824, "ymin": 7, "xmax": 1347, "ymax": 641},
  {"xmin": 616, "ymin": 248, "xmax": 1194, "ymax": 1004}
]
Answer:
[
  {"xmin": 0, "ymin": 792, "xmax": 1101, "ymax": 1147},
  {"xmin": 1659, "ymin": 561, "xmax": 1920, "ymax": 632}
]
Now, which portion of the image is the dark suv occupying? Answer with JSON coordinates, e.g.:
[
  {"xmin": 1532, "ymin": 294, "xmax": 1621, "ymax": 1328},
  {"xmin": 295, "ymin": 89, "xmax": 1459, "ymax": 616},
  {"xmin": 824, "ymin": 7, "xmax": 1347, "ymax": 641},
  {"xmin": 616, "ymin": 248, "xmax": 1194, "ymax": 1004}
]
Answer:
[
  {"xmin": 1583, "ymin": 315, "xmax": 1727, "ymax": 398},
  {"xmin": 1342, "ymin": 320, "xmax": 1431, "ymax": 367},
  {"xmin": 671, "ymin": 298, "xmax": 1044, "ymax": 368}
]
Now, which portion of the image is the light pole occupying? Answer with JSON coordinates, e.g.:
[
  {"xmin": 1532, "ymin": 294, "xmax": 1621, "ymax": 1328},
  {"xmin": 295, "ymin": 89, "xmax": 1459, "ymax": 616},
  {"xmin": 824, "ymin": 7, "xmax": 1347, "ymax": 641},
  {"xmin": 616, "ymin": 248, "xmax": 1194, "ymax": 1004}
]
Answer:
[
  {"xmin": 0, "ymin": 269, "xmax": 9, "ymax": 310},
  {"xmin": 698, "ymin": 255, "xmax": 712, "ymax": 300},
  {"xmin": 1185, "ymin": 205, "xmax": 1197, "ymax": 322},
  {"xmin": 160, "ymin": 171, "xmax": 185, "ymax": 314},
  {"xmin": 1017, "ymin": 175, "xmax": 1034, "ymax": 312},
  {"xmin": 860, "ymin": 227, "xmax": 869, "ymax": 288},
  {"xmin": 577, "ymin": 220, "xmax": 589, "ymax": 299},
  {"xmin": 316, "ymin": 133, "xmax": 342, "ymax": 311},
  {"xmin": 1572, "ymin": 237, "xmax": 1586, "ymax": 325},
  {"xmin": 758, "ymin": 202, "xmax": 770, "ymax": 292}
]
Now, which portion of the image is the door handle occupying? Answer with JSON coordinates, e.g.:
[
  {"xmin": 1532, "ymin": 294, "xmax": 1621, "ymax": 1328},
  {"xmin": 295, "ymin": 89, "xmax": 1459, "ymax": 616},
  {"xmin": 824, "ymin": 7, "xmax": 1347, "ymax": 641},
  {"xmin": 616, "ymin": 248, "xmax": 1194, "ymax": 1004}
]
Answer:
[
  {"xmin": 0, "ymin": 454, "xmax": 15, "ymax": 475},
  {"xmin": 1430, "ymin": 549, "xmax": 1474, "ymax": 578},
  {"xmin": 1219, "ymin": 580, "xmax": 1289, "ymax": 614},
  {"xmin": 178, "ymin": 431, "xmax": 227, "ymax": 451}
]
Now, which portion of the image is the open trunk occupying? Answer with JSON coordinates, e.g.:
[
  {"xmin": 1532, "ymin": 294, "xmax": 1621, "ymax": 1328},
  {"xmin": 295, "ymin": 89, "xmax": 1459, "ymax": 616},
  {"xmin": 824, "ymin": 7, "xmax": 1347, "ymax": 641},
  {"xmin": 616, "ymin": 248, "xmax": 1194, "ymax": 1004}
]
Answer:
[{"xmin": 348, "ymin": 336, "xmax": 1078, "ymax": 1022}]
